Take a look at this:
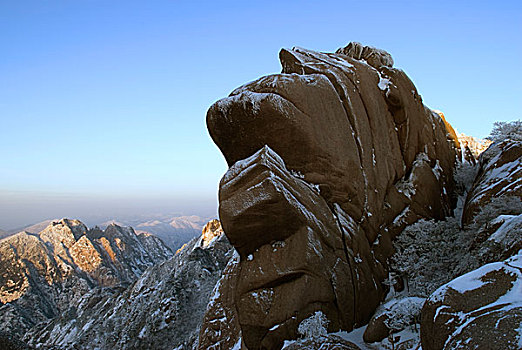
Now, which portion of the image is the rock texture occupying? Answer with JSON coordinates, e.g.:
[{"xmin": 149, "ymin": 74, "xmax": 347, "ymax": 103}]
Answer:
[
  {"xmin": 386, "ymin": 136, "xmax": 522, "ymax": 349},
  {"xmin": 0, "ymin": 219, "xmax": 172, "ymax": 339},
  {"xmin": 199, "ymin": 248, "xmax": 242, "ymax": 349},
  {"xmin": 419, "ymin": 139, "xmax": 522, "ymax": 350},
  {"xmin": 282, "ymin": 334, "xmax": 362, "ymax": 350},
  {"xmin": 0, "ymin": 331, "xmax": 29, "ymax": 350},
  {"xmin": 26, "ymin": 220, "xmax": 233, "ymax": 350},
  {"xmin": 421, "ymin": 254, "xmax": 522, "ymax": 350},
  {"xmin": 363, "ymin": 297, "xmax": 424, "ymax": 343},
  {"xmin": 462, "ymin": 140, "xmax": 522, "ymax": 226},
  {"xmin": 204, "ymin": 42, "xmax": 460, "ymax": 348}
]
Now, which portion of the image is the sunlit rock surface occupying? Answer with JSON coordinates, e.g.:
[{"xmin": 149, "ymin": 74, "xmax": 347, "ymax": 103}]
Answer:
[
  {"xmin": 0, "ymin": 219, "xmax": 172, "ymax": 338},
  {"xmin": 25, "ymin": 220, "xmax": 232, "ymax": 350},
  {"xmin": 204, "ymin": 42, "xmax": 460, "ymax": 348}
]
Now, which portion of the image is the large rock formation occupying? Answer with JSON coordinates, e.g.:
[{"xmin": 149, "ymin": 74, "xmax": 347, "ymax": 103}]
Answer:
[
  {"xmin": 26, "ymin": 220, "xmax": 232, "ymax": 350},
  {"xmin": 462, "ymin": 140, "xmax": 522, "ymax": 227},
  {"xmin": 203, "ymin": 42, "xmax": 460, "ymax": 348},
  {"xmin": 383, "ymin": 133, "xmax": 522, "ymax": 349},
  {"xmin": 421, "ymin": 254, "xmax": 522, "ymax": 350},
  {"xmin": 0, "ymin": 219, "xmax": 172, "ymax": 338},
  {"xmin": 415, "ymin": 138, "xmax": 522, "ymax": 349}
]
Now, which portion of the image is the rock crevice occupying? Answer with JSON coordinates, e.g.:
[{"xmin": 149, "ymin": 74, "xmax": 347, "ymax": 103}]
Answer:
[{"xmin": 203, "ymin": 41, "xmax": 460, "ymax": 349}]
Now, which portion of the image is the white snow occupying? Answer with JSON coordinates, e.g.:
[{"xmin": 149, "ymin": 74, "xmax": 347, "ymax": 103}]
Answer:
[
  {"xmin": 336, "ymin": 323, "xmax": 421, "ymax": 350},
  {"xmin": 488, "ymin": 214, "xmax": 522, "ymax": 244},
  {"xmin": 428, "ymin": 254, "xmax": 522, "ymax": 348},
  {"xmin": 517, "ymin": 322, "xmax": 522, "ymax": 348},
  {"xmin": 378, "ymin": 76, "xmax": 390, "ymax": 91},
  {"xmin": 208, "ymin": 278, "xmax": 222, "ymax": 304},
  {"xmin": 269, "ymin": 323, "xmax": 281, "ymax": 331},
  {"xmin": 471, "ymin": 157, "xmax": 521, "ymax": 203},
  {"xmin": 138, "ymin": 325, "xmax": 147, "ymax": 339},
  {"xmin": 432, "ymin": 160, "xmax": 442, "ymax": 180},
  {"xmin": 231, "ymin": 338, "xmax": 242, "ymax": 350}
]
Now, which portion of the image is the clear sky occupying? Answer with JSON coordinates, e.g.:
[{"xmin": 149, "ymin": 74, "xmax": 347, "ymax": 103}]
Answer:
[{"xmin": 1, "ymin": 0, "xmax": 521, "ymax": 229}]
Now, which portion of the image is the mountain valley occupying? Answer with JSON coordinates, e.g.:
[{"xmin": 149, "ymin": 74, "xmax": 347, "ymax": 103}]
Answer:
[{"xmin": 1, "ymin": 42, "xmax": 520, "ymax": 350}]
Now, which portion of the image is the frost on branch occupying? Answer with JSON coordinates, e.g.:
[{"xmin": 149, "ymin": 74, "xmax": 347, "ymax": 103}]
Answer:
[
  {"xmin": 472, "ymin": 196, "xmax": 522, "ymax": 229},
  {"xmin": 487, "ymin": 120, "xmax": 522, "ymax": 142},
  {"xmin": 390, "ymin": 217, "xmax": 476, "ymax": 297},
  {"xmin": 297, "ymin": 311, "xmax": 329, "ymax": 339}
]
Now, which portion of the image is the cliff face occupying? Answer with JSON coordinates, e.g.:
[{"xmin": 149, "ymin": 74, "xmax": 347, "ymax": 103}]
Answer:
[
  {"xmin": 0, "ymin": 219, "xmax": 172, "ymax": 338},
  {"xmin": 203, "ymin": 42, "xmax": 460, "ymax": 348}
]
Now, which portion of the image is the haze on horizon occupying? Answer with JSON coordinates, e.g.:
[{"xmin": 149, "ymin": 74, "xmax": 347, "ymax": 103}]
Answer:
[{"xmin": 1, "ymin": 0, "xmax": 521, "ymax": 230}]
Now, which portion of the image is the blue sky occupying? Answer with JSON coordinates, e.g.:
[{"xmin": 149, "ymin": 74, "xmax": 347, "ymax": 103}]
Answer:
[{"xmin": 1, "ymin": 0, "xmax": 521, "ymax": 229}]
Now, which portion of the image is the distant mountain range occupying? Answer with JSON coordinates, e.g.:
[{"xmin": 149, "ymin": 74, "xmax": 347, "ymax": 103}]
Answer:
[
  {"xmin": 96, "ymin": 215, "xmax": 210, "ymax": 250},
  {"xmin": 4, "ymin": 215, "xmax": 212, "ymax": 251}
]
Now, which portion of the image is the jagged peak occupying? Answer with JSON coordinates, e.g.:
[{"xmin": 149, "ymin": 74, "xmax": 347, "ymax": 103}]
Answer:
[
  {"xmin": 200, "ymin": 219, "xmax": 224, "ymax": 248},
  {"xmin": 456, "ymin": 131, "xmax": 492, "ymax": 158},
  {"xmin": 335, "ymin": 41, "xmax": 394, "ymax": 68},
  {"xmin": 50, "ymin": 218, "xmax": 84, "ymax": 228},
  {"xmin": 39, "ymin": 218, "xmax": 88, "ymax": 244},
  {"xmin": 176, "ymin": 219, "xmax": 225, "ymax": 252}
]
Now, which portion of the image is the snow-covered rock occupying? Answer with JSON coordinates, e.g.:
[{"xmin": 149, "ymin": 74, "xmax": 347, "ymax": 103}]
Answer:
[
  {"xmin": 363, "ymin": 297, "xmax": 424, "ymax": 343},
  {"xmin": 96, "ymin": 215, "xmax": 209, "ymax": 251},
  {"xmin": 200, "ymin": 146, "xmax": 388, "ymax": 349},
  {"xmin": 0, "ymin": 219, "xmax": 172, "ymax": 339},
  {"xmin": 26, "ymin": 220, "xmax": 233, "ymax": 350},
  {"xmin": 421, "ymin": 254, "xmax": 522, "ymax": 350},
  {"xmin": 462, "ymin": 140, "xmax": 521, "ymax": 226},
  {"xmin": 457, "ymin": 132, "xmax": 492, "ymax": 160}
]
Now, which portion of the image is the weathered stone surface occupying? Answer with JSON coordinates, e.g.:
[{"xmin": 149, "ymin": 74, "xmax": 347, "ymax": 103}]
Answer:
[
  {"xmin": 282, "ymin": 334, "xmax": 362, "ymax": 350},
  {"xmin": 420, "ymin": 254, "xmax": 522, "ymax": 350},
  {"xmin": 212, "ymin": 146, "xmax": 386, "ymax": 349},
  {"xmin": 204, "ymin": 42, "xmax": 460, "ymax": 348},
  {"xmin": 457, "ymin": 132, "xmax": 493, "ymax": 160},
  {"xmin": 462, "ymin": 140, "xmax": 522, "ymax": 226},
  {"xmin": 208, "ymin": 44, "xmax": 458, "ymax": 245},
  {"xmin": 200, "ymin": 219, "xmax": 224, "ymax": 247}
]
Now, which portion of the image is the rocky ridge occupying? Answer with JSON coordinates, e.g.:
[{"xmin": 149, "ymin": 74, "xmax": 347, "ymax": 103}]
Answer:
[
  {"xmin": 0, "ymin": 219, "xmax": 172, "ymax": 339},
  {"xmin": 419, "ymin": 138, "xmax": 522, "ymax": 349},
  {"xmin": 457, "ymin": 132, "xmax": 492, "ymax": 160},
  {"xmin": 26, "ymin": 219, "xmax": 232, "ymax": 350},
  {"xmin": 361, "ymin": 134, "xmax": 521, "ymax": 349}
]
